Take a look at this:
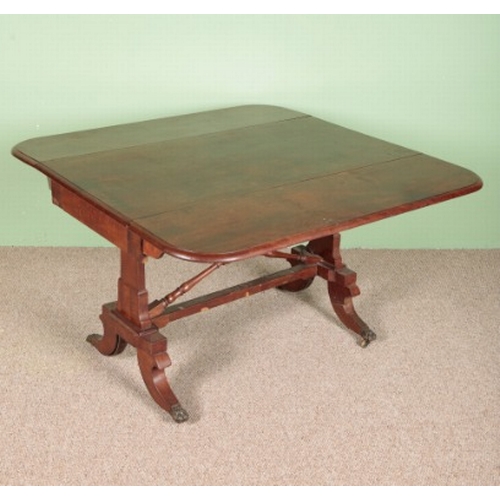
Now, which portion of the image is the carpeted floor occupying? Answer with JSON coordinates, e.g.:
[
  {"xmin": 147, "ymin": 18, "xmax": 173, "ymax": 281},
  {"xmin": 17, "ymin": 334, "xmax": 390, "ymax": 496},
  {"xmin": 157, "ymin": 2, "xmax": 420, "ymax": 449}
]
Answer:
[{"xmin": 0, "ymin": 247, "xmax": 498, "ymax": 486}]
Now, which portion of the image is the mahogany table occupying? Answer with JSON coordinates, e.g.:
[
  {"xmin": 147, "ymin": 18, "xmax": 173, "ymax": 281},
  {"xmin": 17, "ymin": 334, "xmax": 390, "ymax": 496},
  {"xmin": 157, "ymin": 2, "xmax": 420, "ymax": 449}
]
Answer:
[{"xmin": 12, "ymin": 105, "xmax": 482, "ymax": 422}]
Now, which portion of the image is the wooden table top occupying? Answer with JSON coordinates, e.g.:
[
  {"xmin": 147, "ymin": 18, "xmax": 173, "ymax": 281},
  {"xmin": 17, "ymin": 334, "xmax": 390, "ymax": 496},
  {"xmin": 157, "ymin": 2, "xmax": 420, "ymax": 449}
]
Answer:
[{"xmin": 12, "ymin": 105, "xmax": 482, "ymax": 262}]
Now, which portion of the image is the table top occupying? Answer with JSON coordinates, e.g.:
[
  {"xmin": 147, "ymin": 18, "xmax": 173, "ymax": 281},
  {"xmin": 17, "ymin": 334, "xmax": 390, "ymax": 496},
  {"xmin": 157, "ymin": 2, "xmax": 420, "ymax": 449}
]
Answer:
[{"xmin": 12, "ymin": 105, "xmax": 482, "ymax": 262}]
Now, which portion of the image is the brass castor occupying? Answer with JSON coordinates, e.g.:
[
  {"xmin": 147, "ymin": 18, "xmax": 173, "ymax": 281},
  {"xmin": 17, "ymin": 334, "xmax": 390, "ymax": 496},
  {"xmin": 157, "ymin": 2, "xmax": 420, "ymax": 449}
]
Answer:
[{"xmin": 360, "ymin": 329, "xmax": 377, "ymax": 348}]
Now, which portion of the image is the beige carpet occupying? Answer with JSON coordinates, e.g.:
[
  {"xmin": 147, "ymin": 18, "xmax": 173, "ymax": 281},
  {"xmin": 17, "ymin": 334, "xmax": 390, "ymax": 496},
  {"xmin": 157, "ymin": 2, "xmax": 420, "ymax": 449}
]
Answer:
[{"xmin": 0, "ymin": 247, "xmax": 498, "ymax": 486}]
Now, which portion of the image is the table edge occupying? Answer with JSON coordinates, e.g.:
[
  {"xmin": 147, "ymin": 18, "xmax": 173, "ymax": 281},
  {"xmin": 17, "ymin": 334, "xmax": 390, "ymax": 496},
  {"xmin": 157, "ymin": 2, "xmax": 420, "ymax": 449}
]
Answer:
[
  {"xmin": 130, "ymin": 173, "xmax": 483, "ymax": 263},
  {"xmin": 11, "ymin": 112, "xmax": 483, "ymax": 263}
]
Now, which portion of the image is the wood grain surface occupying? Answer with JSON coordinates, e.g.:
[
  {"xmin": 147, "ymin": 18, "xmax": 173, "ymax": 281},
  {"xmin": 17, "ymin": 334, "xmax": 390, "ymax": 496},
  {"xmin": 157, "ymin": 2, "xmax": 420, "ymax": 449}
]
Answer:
[{"xmin": 12, "ymin": 105, "xmax": 482, "ymax": 261}]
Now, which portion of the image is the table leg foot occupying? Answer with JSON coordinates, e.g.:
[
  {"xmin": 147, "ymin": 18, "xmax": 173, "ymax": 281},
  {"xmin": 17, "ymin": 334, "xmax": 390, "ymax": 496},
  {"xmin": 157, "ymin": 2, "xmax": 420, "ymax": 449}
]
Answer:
[
  {"xmin": 86, "ymin": 328, "xmax": 127, "ymax": 356},
  {"xmin": 329, "ymin": 272, "xmax": 377, "ymax": 348},
  {"xmin": 359, "ymin": 329, "xmax": 377, "ymax": 348},
  {"xmin": 169, "ymin": 404, "xmax": 190, "ymax": 423},
  {"xmin": 137, "ymin": 349, "xmax": 189, "ymax": 423},
  {"xmin": 308, "ymin": 234, "xmax": 377, "ymax": 347}
]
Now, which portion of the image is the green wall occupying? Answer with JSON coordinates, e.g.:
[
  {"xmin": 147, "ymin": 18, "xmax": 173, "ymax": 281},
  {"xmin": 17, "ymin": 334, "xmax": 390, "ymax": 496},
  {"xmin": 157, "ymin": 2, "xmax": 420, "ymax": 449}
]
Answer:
[{"xmin": 1, "ymin": 15, "xmax": 498, "ymax": 248}]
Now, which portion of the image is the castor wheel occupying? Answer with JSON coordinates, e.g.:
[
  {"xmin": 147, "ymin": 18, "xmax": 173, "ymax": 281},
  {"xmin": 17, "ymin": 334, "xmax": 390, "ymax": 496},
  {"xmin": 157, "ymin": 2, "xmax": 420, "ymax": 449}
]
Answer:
[{"xmin": 359, "ymin": 329, "xmax": 377, "ymax": 348}]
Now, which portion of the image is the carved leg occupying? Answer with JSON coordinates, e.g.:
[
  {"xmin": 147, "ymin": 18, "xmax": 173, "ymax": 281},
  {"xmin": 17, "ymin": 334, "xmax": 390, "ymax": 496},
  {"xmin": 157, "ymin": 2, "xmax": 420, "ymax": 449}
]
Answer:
[
  {"xmin": 86, "ymin": 308, "xmax": 128, "ymax": 356},
  {"xmin": 328, "ymin": 270, "xmax": 377, "ymax": 348},
  {"xmin": 87, "ymin": 231, "xmax": 187, "ymax": 422},
  {"xmin": 137, "ymin": 349, "xmax": 189, "ymax": 423},
  {"xmin": 309, "ymin": 234, "xmax": 377, "ymax": 347}
]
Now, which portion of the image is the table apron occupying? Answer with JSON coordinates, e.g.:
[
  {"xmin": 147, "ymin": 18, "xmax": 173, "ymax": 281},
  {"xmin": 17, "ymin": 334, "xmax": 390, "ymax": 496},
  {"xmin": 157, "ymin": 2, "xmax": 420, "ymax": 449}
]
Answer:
[{"xmin": 51, "ymin": 180, "xmax": 129, "ymax": 250}]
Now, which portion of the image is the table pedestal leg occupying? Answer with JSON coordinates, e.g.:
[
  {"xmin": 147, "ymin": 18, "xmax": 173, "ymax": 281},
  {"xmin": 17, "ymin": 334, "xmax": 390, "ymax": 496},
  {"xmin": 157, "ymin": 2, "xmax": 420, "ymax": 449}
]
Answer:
[
  {"xmin": 137, "ymin": 349, "xmax": 189, "ymax": 423},
  {"xmin": 87, "ymin": 325, "xmax": 127, "ymax": 356},
  {"xmin": 86, "ymin": 232, "xmax": 187, "ymax": 422},
  {"xmin": 276, "ymin": 245, "xmax": 316, "ymax": 292},
  {"xmin": 309, "ymin": 234, "xmax": 377, "ymax": 347}
]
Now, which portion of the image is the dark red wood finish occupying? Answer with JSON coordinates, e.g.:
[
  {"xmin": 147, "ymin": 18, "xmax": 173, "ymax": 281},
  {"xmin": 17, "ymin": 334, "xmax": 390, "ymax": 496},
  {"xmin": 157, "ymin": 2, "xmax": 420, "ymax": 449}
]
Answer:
[{"xmin": 12, "ymin": 105, "xmax": 482, "ymax": 422}]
